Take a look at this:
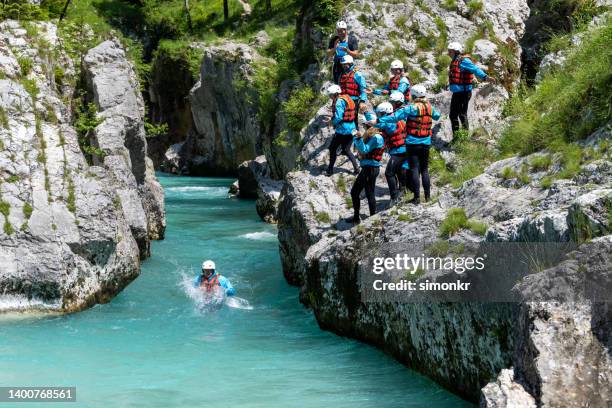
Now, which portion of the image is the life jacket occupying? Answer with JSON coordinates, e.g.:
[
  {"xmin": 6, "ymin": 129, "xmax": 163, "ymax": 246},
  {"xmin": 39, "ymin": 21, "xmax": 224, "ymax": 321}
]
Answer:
[
  {"xmin": 449, "ymin": 55, "xmax": 474, "ymax": 86},
  {"xmin": 383, "ymin": 120, "xmax": 407, "ymax": 150},
  {"xmin": 388, "ymin": 75, "xmax": 411, "ymax": 101},
  {"xmin": 363, "ymin": 136, "xmax": 384, "ymax": 162},
  {"xmin": 333, "ymin": 95, "xmax": 356, "ymax": 122},
  {"xmin": 340, "ymin": 69, "xmax": 360, "ymax": 97},
  {"xmin": 406, "ymin": 101, "xmax": 433, "ymax": 138},
  {"xmin": 201, "ymin": 274, "xmax": 219, "ymax": 291}
]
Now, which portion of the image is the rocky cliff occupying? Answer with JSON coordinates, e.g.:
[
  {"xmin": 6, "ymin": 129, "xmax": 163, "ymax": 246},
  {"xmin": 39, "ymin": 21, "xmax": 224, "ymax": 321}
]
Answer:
[
  {"xmin": 158, "ymin": 41, "xmax": 271, "ymax": 176},
  {"xmin": 0, "ymin": 21, "xmax": 165, "ymax": 313},
  {"xmin": 276, "ymin": 1, "xmax": 611, "ymax": 405}
]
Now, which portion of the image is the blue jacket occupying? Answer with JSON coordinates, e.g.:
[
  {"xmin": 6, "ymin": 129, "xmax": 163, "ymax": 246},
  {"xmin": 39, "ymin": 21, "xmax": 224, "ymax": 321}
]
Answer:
[
  {"xmin": 380, "ymin": 102, "xmax": 441, "ymax": 146},
  {"xmin": 373, "ymin": 76, "xmax": 410, "ymax": 96},
  {"xmin": 354, "ymin": 134, "xmax": 385, "ymax": 167},
  {"xmin": 331, "ymin": 97, "xmax": 357, "ymax": 135},
  {"xmin": 343, "ymin": 66, "xmax": 368, "ymax": 103},
  {"xmin": 450, "ymin": 56, "xmax": 488, "ymax": 93},
  {"xmin": 193, "ymin": 272, "xmax": 236, "ymax": 296}
]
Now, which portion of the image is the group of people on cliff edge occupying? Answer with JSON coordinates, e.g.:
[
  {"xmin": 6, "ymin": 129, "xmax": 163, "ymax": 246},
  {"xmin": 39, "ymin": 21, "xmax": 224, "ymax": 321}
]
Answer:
[{"xmin": 325, "ymin": 20, "xmax": 495, "ymax": 224}]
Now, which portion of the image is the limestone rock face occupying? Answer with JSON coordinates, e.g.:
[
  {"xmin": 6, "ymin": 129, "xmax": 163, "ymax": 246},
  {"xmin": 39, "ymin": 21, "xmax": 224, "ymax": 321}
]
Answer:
[
  {"xmin": 276, "ymin": 1, "xmax": 611, "ymax": 400},
  {"xmin": 0, "ymin": 23, "xmax": 163, "ymax": 313},
  {"xmin": 237, "ymin": 156, "xmax": 283, "ymax": 223},
  {"xmin": 168, "ymin": 42, "xmax": 270, "ymax": 176},
  {"xmin": 83, "ymin": 40, "xmax": 166, "ymax": 249}
]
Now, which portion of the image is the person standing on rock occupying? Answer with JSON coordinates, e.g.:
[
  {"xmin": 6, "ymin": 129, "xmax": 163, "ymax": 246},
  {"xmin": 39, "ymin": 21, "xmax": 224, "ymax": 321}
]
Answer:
[
  {"xmin": 370, "ymin": 85, "xmax": 441, "ymax": 204},
  {"xmin": 327, "ymin": 20, "xmax": 360, "ymax": 84},
  {"xmin": 347, "ymin": 127, "xmax": 385, "ymax": 224},
  {"xmin": 368, "ymin": 60, "xmax": 411, "ymax": 102},
  {"xmin": 447, "ymin": 41, "xmax": 495, "ymax": 137},
  {"xmin": 339, "ymin": 54, "xmax": 368, "ymax": 129},
  {"xmin": 370, "ymin": 102, "xmax": 408, "ymax": 204},
  {"xmin": 323, "ymin": 84, "xmax": 360, "ymax": 176}
]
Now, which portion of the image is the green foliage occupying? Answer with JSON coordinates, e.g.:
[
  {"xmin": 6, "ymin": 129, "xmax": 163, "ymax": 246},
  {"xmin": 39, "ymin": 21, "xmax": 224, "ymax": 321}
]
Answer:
[
  {"xmin": 21, "ymin": 79, "xmax": 39, "ymax": 101},
  {"xmin": 397, "ymin": 213, "xmax": 412, "ymax": 222},
  {"xmin": 500, "ymin": 18, "xmax": 612, "ymax": 157},
  {"xmin": 74, "ymin": 102, "xmax": 104, "ymax": 162},
  {"xmin": 6, "ymin": 175, "xmax": 19, "ymax": 183},
  {"xmin": 466, "ymin": 0, "xmax": 484, "ymax": 16},
  {"xmin": 314, "ymin": 211, "xmax": 331, "ymax": 224},
  {"xmin": 441, "ymin": 0, "xmax": 457, "ymax": 11},
  {"xmin": 0, "ymin": 106, "xmax": 8, "ymax": 129},
  {"xmin": 0, "ymin": 201, "xmax": 9, "ymax": 218},
  {"xmin": 3, "ymin": 219, "xmax": 14, "ymax": 235},
  {"xmin": 17, "ymin": 57, "xmax": 33, "ymax": 77},
  {"xmin": 66, "ymin": 178, "xmax": 76, "ymax": 213},
  {"xmin": 283, "ymin": 86, "xmax": 316, "ymax": 133},
  {"xmin": 23, "ymin": 202, "xmax": 33, "ymax": 219},
  {"xmin": 153, "ymin": 40, "xmax": 203, "ymax": 81},
  {"xmin": 336, "ymin": 175, "xmax": 347, "ymax": 194},
  {"xmin": 439, "ymin": 208, "xmax": 468, "ymax": 237},
  {"xmin": 144, "ymin": 121, "xmax": 169, "ymax": 138},
  {"xmin": 529, "ymin": 154, "xmax": 552, "ymax": 172},
  {"xmin": 439, "ymin": 208, "xmax": 487, "ymax": 237},
  {"xmin": 467, "ymin": 219, "xmax": 487, "ymax": 235}
]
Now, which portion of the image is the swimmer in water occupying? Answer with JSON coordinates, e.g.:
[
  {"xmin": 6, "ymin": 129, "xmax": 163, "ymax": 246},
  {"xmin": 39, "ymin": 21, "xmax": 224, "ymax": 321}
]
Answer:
[{"xmin": 193, "ymin": 260, "xmax": 236, "ymax": 296}]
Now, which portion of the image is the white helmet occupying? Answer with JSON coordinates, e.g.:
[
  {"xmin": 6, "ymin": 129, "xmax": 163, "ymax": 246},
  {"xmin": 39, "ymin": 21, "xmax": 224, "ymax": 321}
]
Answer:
[
  {"xmin": 411, "ymin": 84, "xmax": 427, "ymax": 98},
  {"xmin": 327, "ymin": 84, "xmax": 342, "ymax": 96},
  {"xmin": 336, "ymin": 21, "xmax": 348, "ymax": 30},
  {"xmin": 390, "ymin": 59, "xmax": 404, "ymax": 70},
  {"xmin": 202, "ymin": 260, "xmax": 216, "ymax": 270},
  {"xmin": 376, "ymin": 102, "xmax": 394, "ymax": 115},
  {"xmin": 340, "ymin": 54, "xmax": 354, "ymax": 65},
  {"xmin": 389, "ymin": 91, "xmax": 405, "ymax": 104},
  {"xmin": 447, "ymin": 41, "xmax": 463, "ymax": 52}
]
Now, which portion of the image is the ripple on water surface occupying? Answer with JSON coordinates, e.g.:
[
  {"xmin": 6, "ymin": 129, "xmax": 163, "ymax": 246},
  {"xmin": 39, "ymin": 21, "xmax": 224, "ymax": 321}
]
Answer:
[{"xmin": 0, "ymin": 174, "xmax": 473, "ymax": 408}]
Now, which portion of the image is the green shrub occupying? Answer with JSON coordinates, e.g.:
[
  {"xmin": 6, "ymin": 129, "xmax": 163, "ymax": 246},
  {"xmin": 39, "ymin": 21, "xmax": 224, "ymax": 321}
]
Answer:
[
  {"xmin": 441, "ymin": 0, "xmax": 457, "ymax": 11},
  {"xmin": 529, "ymin": 154, "xmax": 552, "ymax": 171},
  {"xmin": 467, "ymin": 219, "xmax": 487, "ymax": 235},
  {"xmin": 283, "ymin": 86, "xmax": 316, "ymax": 133},
  {"xmin": 500, "ymin": 18, "xmax": 611, "ymax": 156},
  {"xmin": 17, "ymin": 57, "xmax": 33, "ymax": 77},
  {"xmin": 439, "ymin": 208, "xmax": 468, "ymax": 237},
  {"xmin": 66, "ymin": 178, "xmax": 76, "ymax": 213},
  {"xmin": 6, "ymin": 175, "xmax": 19, "ymax": 183},
  {"xmin": 315, "ymin": 211, "xmax": 331, "ymax": 224},
  {"xmin": 0, "ymin": 106, "xmax": 8, "ymax": 129},
  {"xmin": 0, "ymin": 201, "xmax": 9, "ymax": 217},
  {"xmin": 22, "ymin": 202, "xmax": 33, "ymax": 219},
  {"xmin": 74, "ymin": 102, "xmax": 104, "ymax": 162},
  {"xmin": 466, "ymin": 0, "xmax": 484, "ymax": 16}
]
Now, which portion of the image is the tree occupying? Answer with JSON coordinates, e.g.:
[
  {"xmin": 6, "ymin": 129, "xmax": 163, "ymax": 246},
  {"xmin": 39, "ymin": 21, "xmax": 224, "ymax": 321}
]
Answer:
[
  {"xmin": 184, "ymin": 0, "xmax": 193, "ymax": 32},
  {"xmin": 59, "ymin": 0, "xmax": 71, "ymax": 21},
  {"xmin": 265, "ymin": 0, "xmax": 271, "ymax": 13},
  {"xmin": 223, "ymin": 0, "xmax": 228, "ymax": 23}
]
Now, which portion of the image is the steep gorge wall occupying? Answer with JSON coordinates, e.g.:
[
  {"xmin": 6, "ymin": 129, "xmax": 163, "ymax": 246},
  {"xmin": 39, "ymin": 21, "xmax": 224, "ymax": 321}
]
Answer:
[
  {"xmin": 0, "ymin": 22, "xmax": 165, "ymax": 313},
  {"xmin": 276, "ymin": 1, "xmax": 611, "ymax": 405}
]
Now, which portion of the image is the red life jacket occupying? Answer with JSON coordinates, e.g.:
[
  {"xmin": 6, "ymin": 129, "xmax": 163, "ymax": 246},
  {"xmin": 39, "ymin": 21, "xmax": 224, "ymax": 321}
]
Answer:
[
  {"xmin": 340, "ymin": 69, "xmax": 360, "ymax": 97},
  {"xmin": 383, "ymin": 120, "xmax": 407, "ymax": 149},
  {"xmin": 448, "ymin": 55, "xmax": 474, "ymax": 86},
  {"xmin": 406, "ymin": 101, "xmax": 433, "ymax": 138},
  {"xmin": 201, "ymin": 274, "xmax": 219, "ymax": 291},
  {"xmin": 364, "ymin": 136, "xmax": 385, "ymax": 162},
  {"xmin": 388, "ymin": 75, "xmax": 411, "ymax": 101},
  {"xmin": 333, "ymin": 95, "xmax": 356, "ymax": 122}
]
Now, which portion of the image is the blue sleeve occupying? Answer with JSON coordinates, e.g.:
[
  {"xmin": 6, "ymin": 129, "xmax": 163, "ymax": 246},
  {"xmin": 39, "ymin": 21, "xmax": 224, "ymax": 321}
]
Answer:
[
  {"xmin": 364, "ymin": 110, "xmax": 376, "ymax": 121},
  {"xmin": 432, "ymin": 106, "xmax": 441, "ymax": 121},
  {"xmin": 460, "ymin": 58, "xmax": 487, "ymax": 79},
  {"xmin": 373, "ymin": 82, "xmax": 390, "ymax": 95},
  {"xmin": 218, "ymin": 276, "xmax": 236, "ymax": 296},
  {"xmin": 332, "ymin": 99, "xmax": 344, "ymax": 126},
  {"xmin": 374, "ymin": 120, "xmax": 396, "ymax": 134},
  {"xmin": 398, "ymin": 77, "xmax": 410, "ymax": 94},
  {"xmin": 354, "ymin": 135, "xmax": 383, "ymax": 154},
  {"xmin": 380, "ymin": 107, "xmax": 410, "ymax": 123},
  {"xmin": 193, "ymin": 276, "xmax": 201, "ymax": 288},
  {"xmin": 355, "ymin": 72, "xmax": 368, "ymax": 102}
]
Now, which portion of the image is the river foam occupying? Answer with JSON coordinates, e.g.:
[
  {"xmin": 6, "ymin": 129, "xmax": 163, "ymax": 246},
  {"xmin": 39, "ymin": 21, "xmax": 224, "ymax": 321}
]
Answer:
[{"xmin": 239, "ymin": 231, "xmax": 276, "ymax": 240}]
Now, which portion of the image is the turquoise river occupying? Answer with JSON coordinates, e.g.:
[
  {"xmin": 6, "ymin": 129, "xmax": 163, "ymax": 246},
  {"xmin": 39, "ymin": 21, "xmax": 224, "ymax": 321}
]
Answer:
[{"xmin": 0, "ymin": 174, "xmax": 472, "ymax": 407}]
